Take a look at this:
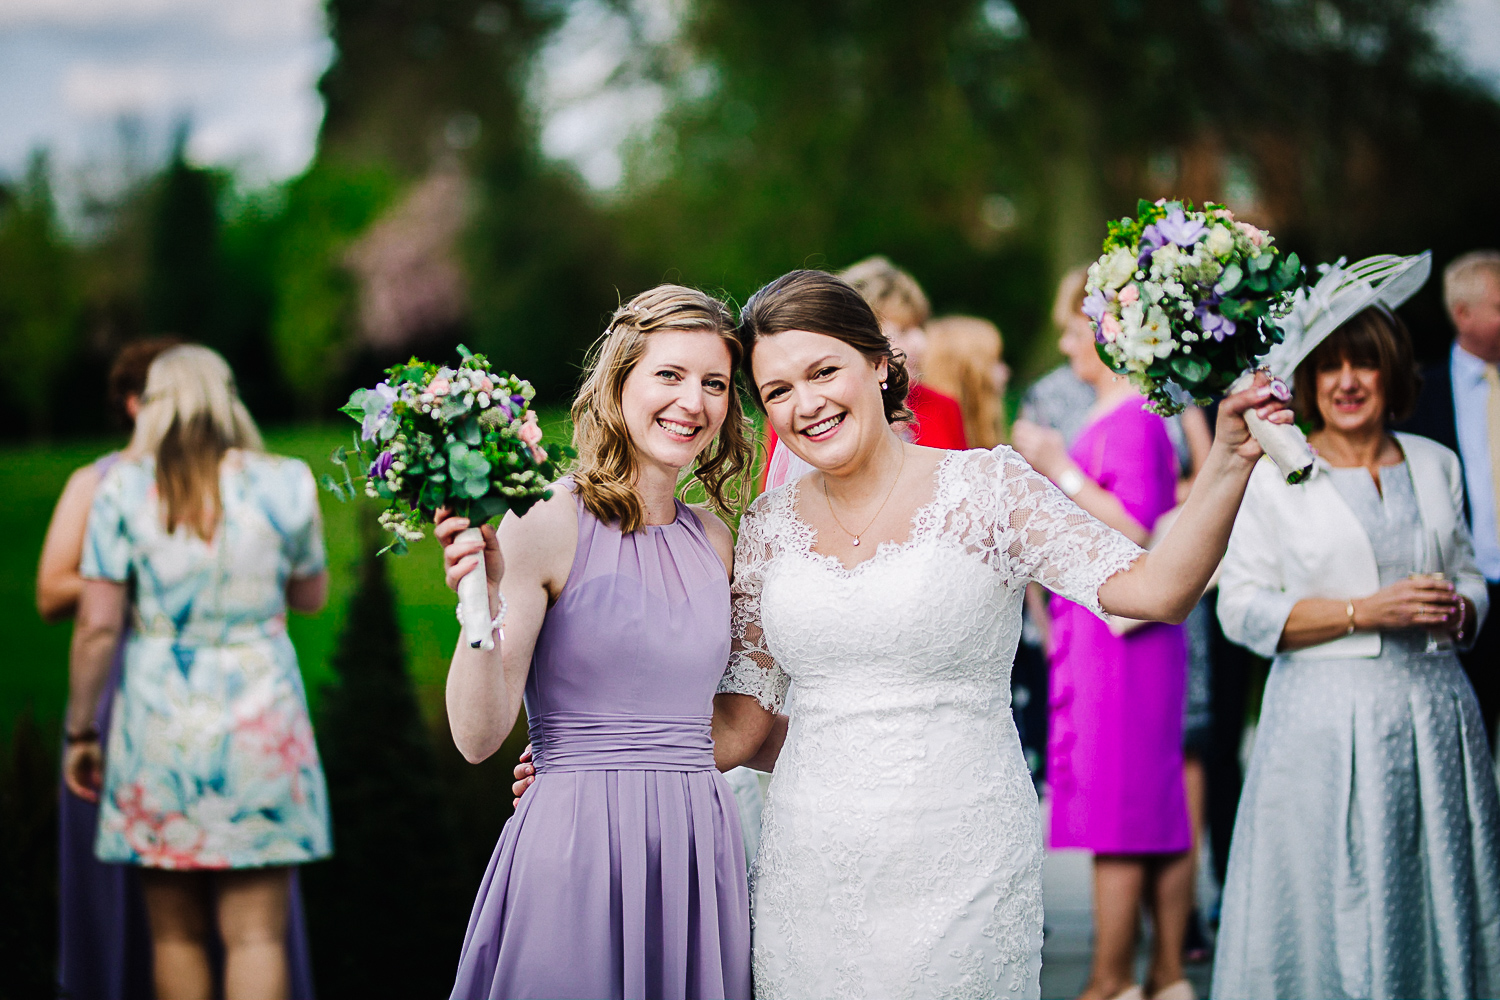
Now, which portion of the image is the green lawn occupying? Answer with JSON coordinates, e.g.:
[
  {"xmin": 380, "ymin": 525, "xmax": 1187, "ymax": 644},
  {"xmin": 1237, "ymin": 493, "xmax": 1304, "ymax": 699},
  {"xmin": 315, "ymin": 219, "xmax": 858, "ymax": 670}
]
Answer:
[{"xmin": 0, "ymin": 410, "xmax": 574, "ymax": 737}]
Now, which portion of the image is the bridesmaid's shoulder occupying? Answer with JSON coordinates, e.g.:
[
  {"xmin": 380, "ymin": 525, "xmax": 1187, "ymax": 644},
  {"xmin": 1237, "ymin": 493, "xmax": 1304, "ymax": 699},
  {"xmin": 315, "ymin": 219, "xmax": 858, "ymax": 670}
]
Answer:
[
  {"xmin": 687, "ymin": 503, "xmax": 735, "ymax": 577},
  {"xmin": 687, "ymin": 503, "xmax": 734, "ymax": 546},
  {"xmin": 508, "ymin": 477, "xmax": 578, "ymax": 529}
]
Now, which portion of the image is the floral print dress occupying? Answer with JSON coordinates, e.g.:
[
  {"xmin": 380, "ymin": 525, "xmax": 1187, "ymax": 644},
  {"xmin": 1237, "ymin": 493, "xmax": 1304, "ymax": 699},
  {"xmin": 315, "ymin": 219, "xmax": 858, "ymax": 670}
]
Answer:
[{"xmin": 83, "ymin": 450, "xmax": 332, "ymax": 870}]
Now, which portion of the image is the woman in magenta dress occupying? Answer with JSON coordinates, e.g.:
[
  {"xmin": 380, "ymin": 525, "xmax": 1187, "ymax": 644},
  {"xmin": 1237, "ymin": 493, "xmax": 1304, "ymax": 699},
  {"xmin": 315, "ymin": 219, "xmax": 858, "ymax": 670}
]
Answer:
[
  {"xmin": 436, "ymin": 285, "xmax": 754, "ymax": 1000},
  {"xmin": 1013, "ymin": 286, "xmax": 1193, "ymax": 1000}
]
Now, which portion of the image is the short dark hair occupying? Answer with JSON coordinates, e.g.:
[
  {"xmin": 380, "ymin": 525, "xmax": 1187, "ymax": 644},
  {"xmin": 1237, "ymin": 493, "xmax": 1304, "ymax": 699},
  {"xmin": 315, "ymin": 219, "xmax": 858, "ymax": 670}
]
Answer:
[
  {"xmin": 737, "ymin": 270, "xmax": 913, "ymax": 425},
  {"xmin": 1292, "ymin": 307, "xmax": 1421, "ymax": 431},
  {"xmin": 108, "ymin": 337, "xmax": 184, "ymax": 425}
]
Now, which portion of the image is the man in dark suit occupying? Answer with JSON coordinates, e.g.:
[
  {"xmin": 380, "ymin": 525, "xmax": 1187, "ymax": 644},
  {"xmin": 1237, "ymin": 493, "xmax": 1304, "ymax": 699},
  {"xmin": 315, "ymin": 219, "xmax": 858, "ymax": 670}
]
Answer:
[{"xmin": 1398, "ymin": 250, "xmax": 1500, "ymax": 745}]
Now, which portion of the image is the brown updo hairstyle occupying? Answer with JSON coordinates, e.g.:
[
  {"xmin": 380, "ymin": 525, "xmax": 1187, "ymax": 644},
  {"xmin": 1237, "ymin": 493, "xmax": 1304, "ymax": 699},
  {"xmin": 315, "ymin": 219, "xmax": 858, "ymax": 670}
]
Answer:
[
  {"xmin": 737, "ymin": 270, "xmax": 914, "ymax": 425},
  {"xmin": 571, "ymin": 284, "xmax": 753, "ymax": 533},
  {"xmin": 1292, "ymin": 305, "xmax": 1421, "ymax": 432}
]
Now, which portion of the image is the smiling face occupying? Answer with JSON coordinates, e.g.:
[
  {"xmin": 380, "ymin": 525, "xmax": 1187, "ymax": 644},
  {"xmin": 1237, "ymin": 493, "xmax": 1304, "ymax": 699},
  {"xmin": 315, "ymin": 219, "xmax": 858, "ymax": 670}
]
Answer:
[
  {"xmin": 1313, "ymin": 355, "xmax": 1387, "ymax": 436},
  {"xmin": 618, "ymin": 329, "xmax": 734, "ymax": 477},
  {"xmin": 752, "ymin": 328, "xmax": 891, "ymax": 475}
]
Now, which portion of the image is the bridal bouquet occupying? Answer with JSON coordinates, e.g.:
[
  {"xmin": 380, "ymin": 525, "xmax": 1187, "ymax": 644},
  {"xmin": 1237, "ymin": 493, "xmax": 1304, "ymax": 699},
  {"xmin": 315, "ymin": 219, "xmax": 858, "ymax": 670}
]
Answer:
[
  {"xmin": 1085, "ymin": 199, "xmax": 1312, "ymax": 482},
  {"xmin": 321, "ymin": 346, "xmax": 569, "ymax": 648}
]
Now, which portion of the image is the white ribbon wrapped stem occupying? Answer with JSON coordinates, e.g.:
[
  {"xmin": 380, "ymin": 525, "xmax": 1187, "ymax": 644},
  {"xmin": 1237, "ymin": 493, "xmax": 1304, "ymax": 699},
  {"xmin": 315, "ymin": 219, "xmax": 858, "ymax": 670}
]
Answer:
[
  {"xmin": 1229, "ymin": 371, "xmax": 1314, "ymax": 485},
  {"xmin": 456, "ymin": 526, "xmax": 497, "ymax": 650}
]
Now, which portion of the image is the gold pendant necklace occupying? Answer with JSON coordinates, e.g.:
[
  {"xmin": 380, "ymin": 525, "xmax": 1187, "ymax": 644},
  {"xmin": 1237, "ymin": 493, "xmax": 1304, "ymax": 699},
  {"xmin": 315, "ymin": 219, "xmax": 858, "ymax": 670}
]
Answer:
[{"xmin": 824, "ymin": 446, "xmax": 906, "ymax": 547}]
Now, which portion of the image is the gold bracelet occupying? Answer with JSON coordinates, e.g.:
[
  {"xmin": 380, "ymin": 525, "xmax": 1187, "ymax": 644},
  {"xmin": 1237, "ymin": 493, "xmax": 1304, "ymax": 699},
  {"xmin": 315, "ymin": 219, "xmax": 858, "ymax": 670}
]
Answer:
[{"xmin": 1345, "ymin": 599, "xmax": 1357, "ymax": 636}]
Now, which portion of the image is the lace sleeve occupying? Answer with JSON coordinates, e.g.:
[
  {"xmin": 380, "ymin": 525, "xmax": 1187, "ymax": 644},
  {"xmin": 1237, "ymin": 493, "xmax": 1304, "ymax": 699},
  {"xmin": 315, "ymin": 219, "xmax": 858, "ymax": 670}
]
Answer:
[
  {"xmin": 991, "ymin": 446, "xmax": 1145, "ymax": 619},
  {"xmin": 717, "ymin": 496, "xmax": 792, "ymax": 713}
]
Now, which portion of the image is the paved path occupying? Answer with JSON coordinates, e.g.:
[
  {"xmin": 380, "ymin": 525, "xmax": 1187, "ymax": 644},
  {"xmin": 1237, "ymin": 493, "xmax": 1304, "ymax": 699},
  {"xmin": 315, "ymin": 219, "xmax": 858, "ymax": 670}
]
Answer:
[{"xmin": 1039, "ymin": 840, "xmax": 1215, "ymax": 1000}]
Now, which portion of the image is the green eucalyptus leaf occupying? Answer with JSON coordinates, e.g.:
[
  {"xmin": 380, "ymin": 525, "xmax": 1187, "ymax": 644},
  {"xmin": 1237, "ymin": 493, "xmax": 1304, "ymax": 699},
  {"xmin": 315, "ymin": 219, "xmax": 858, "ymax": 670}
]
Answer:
[
  {"xmin": 460, "ymin": 416, "xmax": 481, "ymax": 446},
  {"xmin": 1170, "ymin": 355, "xmax": 1212, "ymax": 383},
  {"xmin": 330, "ymin": 445, "xmax": 348, "ymax": 464},
  {"xmin": 419, "ymin": 479, "xmax": 447, "ymax": 510},
  {"xmin": 319, "ymin": 474, "xmax": 348, "ymax": 501},
  {"xmin": 1219, "ymin": 263, "xmax": 1243, "ymax": 292}
]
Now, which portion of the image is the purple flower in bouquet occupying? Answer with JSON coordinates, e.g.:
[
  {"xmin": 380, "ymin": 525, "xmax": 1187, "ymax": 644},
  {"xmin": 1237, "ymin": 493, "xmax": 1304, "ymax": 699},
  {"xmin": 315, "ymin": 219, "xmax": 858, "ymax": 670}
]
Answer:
[
  {"xmin": 1156, "ymin": 207, "xmax": 1206, "ymax": 248},
  {"xmin": 369, "ymin": 450, "xmax": 395, "ymax": 480},
  {"xmin": 361, "ymin": 381, "xmax": 399, "ymax": 441},
  {"xmin": 1082, "ymin": 289, "xmax": 1109, "ymax": 323},
  {"xmin": 1138, "ymin": 224, "xmax": 1164, "ymax": 266},
  {"xmin": 1196, "ymin": 303, "xmax": 1237, "ymax": 341}
]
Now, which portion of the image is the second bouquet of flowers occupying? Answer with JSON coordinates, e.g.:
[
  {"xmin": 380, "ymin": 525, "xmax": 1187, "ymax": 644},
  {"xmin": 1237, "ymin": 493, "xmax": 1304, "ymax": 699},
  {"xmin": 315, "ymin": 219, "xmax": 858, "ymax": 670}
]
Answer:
[
  {"xmin": 322, "ymin": 346, "xmax": 570, "ymax": 649},
  {"xmin": 1085, "ymin": 199, "xmax": 1312, "ymax": 482}
]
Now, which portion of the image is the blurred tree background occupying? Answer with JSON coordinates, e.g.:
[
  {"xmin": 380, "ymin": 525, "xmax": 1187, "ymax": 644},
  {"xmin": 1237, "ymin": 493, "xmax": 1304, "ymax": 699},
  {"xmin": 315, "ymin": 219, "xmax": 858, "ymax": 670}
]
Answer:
[
  {"xmin": 2, "ymin": 0, "xmax": 1499, "ymax": 992},
  {"xmin": 2, "ymin": 0, "xmax": 1495, "ymax": 442}
]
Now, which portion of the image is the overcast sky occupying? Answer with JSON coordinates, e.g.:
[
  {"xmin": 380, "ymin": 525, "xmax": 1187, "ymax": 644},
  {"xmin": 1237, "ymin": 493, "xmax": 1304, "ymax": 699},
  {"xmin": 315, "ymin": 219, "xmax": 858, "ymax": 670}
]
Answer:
[{"xmin": 0, "ymin": 0, "xmax": 1497, "ymax": 200}]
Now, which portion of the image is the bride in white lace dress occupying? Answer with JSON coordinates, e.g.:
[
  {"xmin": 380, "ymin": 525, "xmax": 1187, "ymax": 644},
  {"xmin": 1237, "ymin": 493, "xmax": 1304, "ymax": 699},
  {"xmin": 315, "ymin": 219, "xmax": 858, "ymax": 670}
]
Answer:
[{"xmin": 712, "ymin": 270, "xmax": 1293, "ymax": 1000}]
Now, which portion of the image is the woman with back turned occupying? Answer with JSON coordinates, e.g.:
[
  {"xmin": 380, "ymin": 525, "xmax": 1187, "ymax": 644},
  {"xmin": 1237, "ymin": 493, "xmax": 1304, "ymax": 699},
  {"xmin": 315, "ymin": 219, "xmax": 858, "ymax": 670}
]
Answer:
[{"xmin": 65, "ymin": 344, "xmax": 330, "ymax": 999}]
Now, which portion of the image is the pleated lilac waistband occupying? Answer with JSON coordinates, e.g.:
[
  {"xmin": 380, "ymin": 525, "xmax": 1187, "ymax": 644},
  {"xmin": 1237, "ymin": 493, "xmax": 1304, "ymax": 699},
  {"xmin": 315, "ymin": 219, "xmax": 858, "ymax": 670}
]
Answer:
[{"xmin": 528, "ymin": 711, "xmax": 716, "ymax": 772}]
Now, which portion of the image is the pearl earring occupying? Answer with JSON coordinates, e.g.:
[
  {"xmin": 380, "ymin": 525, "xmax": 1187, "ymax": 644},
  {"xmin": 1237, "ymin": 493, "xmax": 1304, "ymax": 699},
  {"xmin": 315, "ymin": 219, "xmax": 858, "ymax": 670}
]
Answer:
[{"xmin": 880, "ymin": 381, "xmax": 889, "ymax": 390}]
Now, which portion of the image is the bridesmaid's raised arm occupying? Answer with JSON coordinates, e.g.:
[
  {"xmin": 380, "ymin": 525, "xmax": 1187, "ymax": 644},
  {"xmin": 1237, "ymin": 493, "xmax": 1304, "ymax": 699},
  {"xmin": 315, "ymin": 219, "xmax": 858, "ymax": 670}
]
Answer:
[{"xmin": 438, "ymin": 493, "xmax": 576, "ymax": 764}]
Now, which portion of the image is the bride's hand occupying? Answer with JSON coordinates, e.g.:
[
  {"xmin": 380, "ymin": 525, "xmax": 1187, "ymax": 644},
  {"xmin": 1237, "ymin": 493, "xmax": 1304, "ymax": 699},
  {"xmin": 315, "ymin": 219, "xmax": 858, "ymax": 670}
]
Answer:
[
  {"xmin": 512, "ymin": 743, "xmax": 535, "ymax": 808},
  {"xmin": 1213, "ymin": 372, "xmax": 1295, "ymax": 463},
  {"xmin": 435, "ymin": 508, "xmax": 504, "ymax": 593}
]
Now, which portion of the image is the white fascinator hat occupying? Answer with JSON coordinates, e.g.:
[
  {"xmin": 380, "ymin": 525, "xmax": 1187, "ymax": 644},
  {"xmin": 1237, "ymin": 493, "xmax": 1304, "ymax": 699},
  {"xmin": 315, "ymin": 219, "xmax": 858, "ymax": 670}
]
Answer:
[{"xmin": 1262, "ymin": 251, "xmax": 1432, "ymax": 381}]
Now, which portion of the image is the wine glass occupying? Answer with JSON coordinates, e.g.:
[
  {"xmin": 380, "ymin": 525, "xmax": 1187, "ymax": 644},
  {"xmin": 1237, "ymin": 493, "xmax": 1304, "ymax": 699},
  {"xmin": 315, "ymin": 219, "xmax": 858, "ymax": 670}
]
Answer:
[{"xmin": 1411, "ymin": 529, "xmax": 1452, "ymax": 655}]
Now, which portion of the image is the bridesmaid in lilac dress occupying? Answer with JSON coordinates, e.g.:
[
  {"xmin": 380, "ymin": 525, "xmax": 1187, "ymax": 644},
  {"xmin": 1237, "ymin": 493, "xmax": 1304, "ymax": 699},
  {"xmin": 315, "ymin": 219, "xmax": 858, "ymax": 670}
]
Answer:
[
  {"xmin": 436, "ymin": 286, "xmax": 754, "ymax": 1000},
  {"xmin": 1013, "ymin": 289, "xmax": 1194, "ymax": 1000}
]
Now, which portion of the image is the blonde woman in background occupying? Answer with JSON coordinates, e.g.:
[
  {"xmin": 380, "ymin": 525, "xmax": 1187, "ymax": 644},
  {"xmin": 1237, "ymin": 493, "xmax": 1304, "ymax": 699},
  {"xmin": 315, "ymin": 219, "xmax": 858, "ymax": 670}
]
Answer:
[
  {"xmin": 925, "ymin": 314, "xmax": 1011, "ymax": 448},
  {"xmin": 64, "ymin": 345, "xmax": 330, "ymax": 1000}
]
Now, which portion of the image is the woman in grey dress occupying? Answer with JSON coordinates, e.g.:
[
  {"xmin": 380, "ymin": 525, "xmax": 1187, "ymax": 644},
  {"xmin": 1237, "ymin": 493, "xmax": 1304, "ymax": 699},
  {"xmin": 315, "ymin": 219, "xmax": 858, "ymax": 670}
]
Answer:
[{"xmin": 1214, "ymin": 306, "xmax": 1500, "ymax": 999}]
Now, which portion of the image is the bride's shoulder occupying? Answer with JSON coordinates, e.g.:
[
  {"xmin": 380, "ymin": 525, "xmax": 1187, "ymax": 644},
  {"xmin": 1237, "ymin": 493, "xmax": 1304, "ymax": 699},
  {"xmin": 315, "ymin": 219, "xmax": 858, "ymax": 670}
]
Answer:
[
  {"xmin": 743, "ymin": 480, "xmax": 798, "ymax": 522},
  {"xmin": 945, "ymin": 443, "xmax": 1032, "ymax": 488}
]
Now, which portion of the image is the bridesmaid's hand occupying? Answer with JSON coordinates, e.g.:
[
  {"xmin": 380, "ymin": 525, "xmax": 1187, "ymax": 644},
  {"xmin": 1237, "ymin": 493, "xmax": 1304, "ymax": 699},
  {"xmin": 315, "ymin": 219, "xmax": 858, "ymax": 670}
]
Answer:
[
  {"xmin": 435, "ymin": 508, "xmax": 504, "ymax": 594},
  {"xmin": 64, "ymin": 740, "xmax": 103, "ymax": 802},
  {"xmin": 512, "ymin": 743, "xmax": 535, "ymax": 809},
  {"xmin": 1213, "ymin": 372, "xmax": 1296, "ymax": 464}
]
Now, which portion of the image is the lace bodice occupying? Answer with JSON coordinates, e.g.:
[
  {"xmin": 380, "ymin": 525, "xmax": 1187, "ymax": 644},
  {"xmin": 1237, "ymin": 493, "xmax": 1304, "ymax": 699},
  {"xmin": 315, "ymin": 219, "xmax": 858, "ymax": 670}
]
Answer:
[{"xmin": 718, "ymin": 445, "xmax": 1143, "ymax": 999}]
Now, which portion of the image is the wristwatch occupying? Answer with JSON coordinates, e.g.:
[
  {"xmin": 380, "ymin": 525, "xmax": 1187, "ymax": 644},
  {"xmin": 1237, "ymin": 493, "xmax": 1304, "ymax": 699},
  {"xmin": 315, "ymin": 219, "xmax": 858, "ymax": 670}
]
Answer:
[{"xmin": 1057, "ymin": 468, "xmax": 1087, "ymax": 497}]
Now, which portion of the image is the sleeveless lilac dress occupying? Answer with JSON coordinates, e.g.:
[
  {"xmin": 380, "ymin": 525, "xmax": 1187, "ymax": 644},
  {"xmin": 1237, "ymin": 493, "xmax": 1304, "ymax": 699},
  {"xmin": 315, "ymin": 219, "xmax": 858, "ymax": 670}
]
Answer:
[{"xmin": 450, "ymin": 483, "xmax": 751, "ymax": 1000}]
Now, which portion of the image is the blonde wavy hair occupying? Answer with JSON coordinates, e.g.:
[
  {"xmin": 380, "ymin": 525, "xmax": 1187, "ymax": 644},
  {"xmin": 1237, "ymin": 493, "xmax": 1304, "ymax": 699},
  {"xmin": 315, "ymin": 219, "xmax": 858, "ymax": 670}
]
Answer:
[
  {"xmin": 130, "ymin": 344, "xmax": 263, "ymax": 540},
  {"xmin": 570, "ymin": 285, "xmax": 752, "ymax": 533},
  {"xmin": 925, "ymin": 315, "xmax": 1007, "ymax": 448}
]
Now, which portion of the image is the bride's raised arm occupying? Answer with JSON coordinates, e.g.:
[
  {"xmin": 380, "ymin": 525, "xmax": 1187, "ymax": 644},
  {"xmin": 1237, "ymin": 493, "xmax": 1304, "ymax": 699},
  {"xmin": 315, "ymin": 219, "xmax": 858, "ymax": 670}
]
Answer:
[
  {"xmin": 1100, "ymin": 376, "xmax": 1291, "ymax": 622},
  {"xmin": 712, "ymin": 499, "xmax": 787, "ymax": 771},
  {"xmin": 1008, "ymin": 375, "xmax": 1290, "ymax": 626}
]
